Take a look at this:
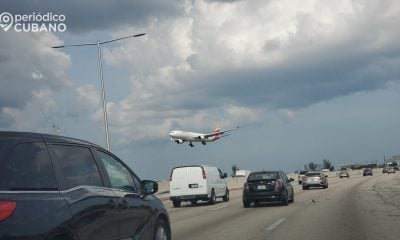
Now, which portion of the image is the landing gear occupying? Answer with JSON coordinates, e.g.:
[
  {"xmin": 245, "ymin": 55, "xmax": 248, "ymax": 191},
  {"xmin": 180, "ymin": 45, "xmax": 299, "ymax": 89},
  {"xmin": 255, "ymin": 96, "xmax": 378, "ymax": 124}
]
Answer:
[
  {"xmin": 189, "ymin": 142, "xmax": 194, "ymax": 147},
  {"xmin": 201, "ymin": 141, "xmax": 206, "ymax": 145}
]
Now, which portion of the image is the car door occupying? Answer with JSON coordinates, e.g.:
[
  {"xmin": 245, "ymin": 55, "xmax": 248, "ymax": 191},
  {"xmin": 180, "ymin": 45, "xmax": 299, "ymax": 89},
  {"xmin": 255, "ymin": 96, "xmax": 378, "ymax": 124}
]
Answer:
[
  {"xmin": 94, "ymin": 149, "xmax": 153, "ymax": 239},
  {"xmin": 217, "ymin": 168, "xmax": 227, "ymax": 196},
  {"xmin": 47, "ymin": 144, "xmax": 120, "ymax": 240}
]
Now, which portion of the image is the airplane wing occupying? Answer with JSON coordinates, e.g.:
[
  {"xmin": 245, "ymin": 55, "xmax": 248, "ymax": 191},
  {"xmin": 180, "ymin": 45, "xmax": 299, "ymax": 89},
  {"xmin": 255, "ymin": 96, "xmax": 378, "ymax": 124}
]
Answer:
[{"xmin": 202, "ymin": 126, "xmax": 239, "ymax": 138}]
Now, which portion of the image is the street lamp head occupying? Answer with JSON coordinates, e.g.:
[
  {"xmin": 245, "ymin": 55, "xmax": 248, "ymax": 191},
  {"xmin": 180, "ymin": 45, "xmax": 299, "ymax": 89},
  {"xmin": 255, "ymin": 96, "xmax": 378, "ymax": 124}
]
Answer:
[{"xmin": 133, "ymin": 33, "xmax": 146, "ymax": 37}]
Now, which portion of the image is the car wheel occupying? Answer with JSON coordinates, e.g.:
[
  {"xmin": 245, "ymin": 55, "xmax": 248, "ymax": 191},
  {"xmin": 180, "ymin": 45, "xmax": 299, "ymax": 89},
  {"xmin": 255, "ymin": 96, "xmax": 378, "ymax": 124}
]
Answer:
[
  {"xmin": 190, "ymin": 200, "xmax": 197, "ymax": 205},
  {"xmin": 154, "ymin": 218, "xmax": 170, "ymax": 240},
  {"xmin": 243, "ymin": 198, "xmax": 250, "ymax": 208},
  {"xmin": 302, "ymin": 186, "xmax": 308, "ymax": 190},
  {"xmin": 209, "ymin": 190, "xmax": 216, "ymax": 205},
  {"xmin": 289, "ymin": 190, "xmax": 294, "ymax": 203},
  {"xmin": 281, "ymin": 191, "xmax": 289, "ymax": 206},
  {"xmin": 172, "ymin": 200, "xmax": 181, "ymax": 208},
  {"xmin": 223, "ymin": 188, "xmax": 230, "ymax": 202}
]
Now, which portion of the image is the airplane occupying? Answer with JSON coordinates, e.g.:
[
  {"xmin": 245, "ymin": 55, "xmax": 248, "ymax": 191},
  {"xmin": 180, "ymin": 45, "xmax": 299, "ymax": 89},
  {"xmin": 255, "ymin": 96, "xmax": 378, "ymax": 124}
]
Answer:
[{"xmin": 169, "ymin": 126, "xmax": 239, "ymax": 147}]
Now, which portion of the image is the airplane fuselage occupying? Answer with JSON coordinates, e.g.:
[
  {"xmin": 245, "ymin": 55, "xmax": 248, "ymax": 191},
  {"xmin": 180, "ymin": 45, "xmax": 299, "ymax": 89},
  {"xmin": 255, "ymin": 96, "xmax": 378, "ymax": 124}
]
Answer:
[
  {"xmin": 168, "ymin": 126, "xmax": 238, "ymax": 147},
  {"xmin": 169, "ymin": 131, "xmax": 217, "ymax": 143}
]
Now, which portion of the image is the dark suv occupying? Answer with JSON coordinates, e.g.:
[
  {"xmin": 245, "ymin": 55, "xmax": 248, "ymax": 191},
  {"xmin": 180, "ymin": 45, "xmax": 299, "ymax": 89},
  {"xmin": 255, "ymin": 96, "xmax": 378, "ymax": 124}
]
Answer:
[
  {"xmin": 242, "ymin": 171, "xmax": 294, "ymax": 207},
  {"xmin": 0, "ymin": 131, "xmax": 171, "ymax": 240}
]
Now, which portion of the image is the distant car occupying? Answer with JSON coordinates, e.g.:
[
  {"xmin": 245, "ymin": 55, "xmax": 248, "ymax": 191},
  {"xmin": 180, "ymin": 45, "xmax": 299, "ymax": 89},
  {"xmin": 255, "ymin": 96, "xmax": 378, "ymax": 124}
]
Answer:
[
  {"xmin": 339, "ymin": 170, "xmax": 350, "ymax": 178},
  {"xmin": 363, "ymin": 168, "xmax": 373, "ymax": 176},
  {"xmin": 242, "ymin": 171, "xmax": 294, "ymax": 207},
  {"xmin": 169, "ymin": 165, "xmax": 229, "ymax": 207},
  {"xmin": 302, "ymin": 172, "xmax": 328, "ymax": 190},
  {"xmin": 321, "ymin": 169, "xmax": 330, "ymax": 177},
  {"xmin": 387, "ymin": 167, "xmax": 395, "ymax": 174},
  {"xmin": 0, "ymin": 131, "xmax": 171, "ymax": 240},
  {"xmin": 297, "ymin": 170, "xmax": 308, "ymax": 184},
  {"xmin": 394, "ymin": 166, "xmax": 400, "ymax": 172},
  {"xmin": 382, "ymin": 168, "xmax": 388, "ymax": 173}
]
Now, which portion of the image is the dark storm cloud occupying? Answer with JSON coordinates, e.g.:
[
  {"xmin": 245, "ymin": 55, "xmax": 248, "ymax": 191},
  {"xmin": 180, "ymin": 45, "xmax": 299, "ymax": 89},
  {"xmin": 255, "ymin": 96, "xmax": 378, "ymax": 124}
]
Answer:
[
  {"xmin": 0, "ymin": 0, "xmax": 183, "ymax": 33},
  {"xmin": 162, "ymin": 44, "xmax": 400, "ymax": 112}
]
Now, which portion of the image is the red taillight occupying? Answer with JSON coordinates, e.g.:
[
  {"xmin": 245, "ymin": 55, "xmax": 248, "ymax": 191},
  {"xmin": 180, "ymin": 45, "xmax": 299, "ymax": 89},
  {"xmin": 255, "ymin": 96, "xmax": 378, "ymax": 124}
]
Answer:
[
  {"xmin": 201, "ymin": 167, "xmax": 206, "ymax": 179},
  {"xmin": 274, "ymin": 180, "xmax": 282, "ymax": 191},
  {"xmin": 0, "ymin": 201, "xmax": 16, "ymax": 222}
]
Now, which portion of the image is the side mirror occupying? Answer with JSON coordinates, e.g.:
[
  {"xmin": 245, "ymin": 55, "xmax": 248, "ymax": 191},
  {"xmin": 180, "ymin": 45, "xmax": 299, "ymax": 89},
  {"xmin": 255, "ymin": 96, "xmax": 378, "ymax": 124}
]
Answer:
[
  {"xmin": 141, "ymin": 180, "xmax": 158, "ymax": 195},
  {"xmin": 222, "ymin": 173, "xmax": 228, "ymax": 179},
  {"xmin": 289, "ymin": 178, "xmax": 294, "ymax": 182}
]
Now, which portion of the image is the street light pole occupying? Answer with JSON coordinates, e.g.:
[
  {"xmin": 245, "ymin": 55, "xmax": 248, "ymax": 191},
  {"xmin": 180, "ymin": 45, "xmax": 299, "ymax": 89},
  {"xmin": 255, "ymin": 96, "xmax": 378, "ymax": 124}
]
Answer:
[{"xmin": 52, "ymin": 33, "xmax": 146, "ymax": 150}]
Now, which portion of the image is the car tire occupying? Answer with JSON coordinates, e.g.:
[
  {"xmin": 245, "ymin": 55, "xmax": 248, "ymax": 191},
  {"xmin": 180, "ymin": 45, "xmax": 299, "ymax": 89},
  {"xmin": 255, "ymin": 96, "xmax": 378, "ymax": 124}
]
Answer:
[
  {"xmin": 302, "ymin": 186, "xmax": 308, "ymax": 190},
  {"xmin": 289, "ymin": 190, "xmax": 294, "ymax": 203},
  {"xmin": 172, "ymin": 200, "xmax": 181, "ymax": 208},
  {"xmin": 281, "ymin": 191, "xmax": 289, "ymax": 206},
  {"xmin": 243, "ymin": 198, "xmax": 250, "ymax": 208},
  {"xmin": 190, "ymin": 200, "xmax": 197, "ymax": 205},
  {"xmin": 209, "ymin": 190, "xmax": 216, "ymax": 205},
  {"xmin": 223, "ymin": 188, "xmax": 230, "ymax": 202},
  {"xmin": 154, "ymin": 218, "xmax": 170, "ymax": 240}
]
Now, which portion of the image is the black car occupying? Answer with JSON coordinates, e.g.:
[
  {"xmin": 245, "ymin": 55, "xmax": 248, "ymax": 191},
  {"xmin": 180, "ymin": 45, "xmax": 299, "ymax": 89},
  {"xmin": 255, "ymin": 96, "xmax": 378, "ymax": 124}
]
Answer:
[
  {"xmin": 363, "ymin": 168, "xmax": 373, "ymax": 176},
  {"xmin": 242, "ymin": 171, "xmax": 294, "ymax": 207},
  {"xmin": 0, "ymin": 131, "xmax": 171, "ymax": 240}
]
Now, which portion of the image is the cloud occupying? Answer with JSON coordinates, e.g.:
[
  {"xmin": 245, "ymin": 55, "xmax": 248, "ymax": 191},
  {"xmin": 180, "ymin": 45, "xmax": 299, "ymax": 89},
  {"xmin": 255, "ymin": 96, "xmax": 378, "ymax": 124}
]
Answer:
[
  {"xmin": 0, "ymin": 31, "xmax": 71, "ymax": 112},
  {"xmin": 1, "ymin": 88, "xmax": 59, "ymax": 132},
  {"xmin": 0, "ymin": 0, "xmax": 183, "ymax": 34},
  {"xmin": 1, "ymin": 0, "xmax": 400, "ymax": 146}
]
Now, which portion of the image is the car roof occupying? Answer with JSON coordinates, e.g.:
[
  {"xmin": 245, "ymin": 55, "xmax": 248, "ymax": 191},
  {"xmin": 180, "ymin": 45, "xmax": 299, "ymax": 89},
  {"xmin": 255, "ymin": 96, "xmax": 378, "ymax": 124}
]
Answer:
[
  {"xmin": 250, "ymin": 170, "xmax": 281, "ymax": 174},
  {"xmin": 0, "ymin": 131, "xmax": 102, "ymax": 148}
]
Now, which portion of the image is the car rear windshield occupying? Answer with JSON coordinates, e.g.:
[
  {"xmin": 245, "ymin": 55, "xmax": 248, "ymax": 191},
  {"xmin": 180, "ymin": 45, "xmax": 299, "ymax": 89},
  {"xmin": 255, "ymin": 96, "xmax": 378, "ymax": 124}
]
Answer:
[
  {"xmin": 248, "ymin": 172, "xmax": 279, "ymax": 181},
  {"xmin": 0, "ymin": 141, "xmax": 58, "ymax": 191},
  {"xmin": 305, "ymin": 172, "xmax": 322, "ymax": 177},
  {"xmin": 299, "ymin": 170, "xmax": 308, "ymax": 174}
]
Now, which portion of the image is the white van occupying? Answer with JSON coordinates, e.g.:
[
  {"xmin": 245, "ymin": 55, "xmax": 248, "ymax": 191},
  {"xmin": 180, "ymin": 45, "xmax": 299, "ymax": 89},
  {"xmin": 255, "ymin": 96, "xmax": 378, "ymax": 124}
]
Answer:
[{"xmin": 169, "ymin": 165, "xmax": 229, "ymax": 207}]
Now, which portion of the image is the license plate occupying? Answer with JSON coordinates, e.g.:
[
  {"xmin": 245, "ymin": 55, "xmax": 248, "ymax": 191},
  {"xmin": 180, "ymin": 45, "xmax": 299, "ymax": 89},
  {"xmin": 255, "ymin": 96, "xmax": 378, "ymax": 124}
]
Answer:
[
  {"xmin": 257, "ymin": 185, "xmax": 267, "ymax": 190},
  {"xmin": 189, "ymin": 184, "xmax": 198, "ymax": 188}
]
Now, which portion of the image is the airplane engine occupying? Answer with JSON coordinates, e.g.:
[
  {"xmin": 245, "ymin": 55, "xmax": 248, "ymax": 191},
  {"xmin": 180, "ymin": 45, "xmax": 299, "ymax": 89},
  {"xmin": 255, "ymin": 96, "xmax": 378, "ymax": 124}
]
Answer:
[
  {"xmin": 175, "ymin": 139, "xmax": 184, "ymax": 144},
  {"xmin": 199, "ymin": 135, "xmax": 206, "ymax": 140}
]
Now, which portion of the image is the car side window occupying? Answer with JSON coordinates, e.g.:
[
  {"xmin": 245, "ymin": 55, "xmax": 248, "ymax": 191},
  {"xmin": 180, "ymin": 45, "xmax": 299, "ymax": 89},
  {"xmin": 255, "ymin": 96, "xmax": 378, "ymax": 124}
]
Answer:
[
  {"xmin": 48, "ymin": 145, "xmax": 103, "ymax": 190},
  {"xmin": 281, "ymin": 172, "xmax": 289, "ymax": 182},
  {"xmin": 95, "ymin": 150, "xmax": 138, "ymax": 193},
  {"xmin": 0, "ymin": 142, "xmax": 57, "ymax": 191},
  {"xmin": 218, "ymin": 168, "xmax": 224, "ymax": 178}
]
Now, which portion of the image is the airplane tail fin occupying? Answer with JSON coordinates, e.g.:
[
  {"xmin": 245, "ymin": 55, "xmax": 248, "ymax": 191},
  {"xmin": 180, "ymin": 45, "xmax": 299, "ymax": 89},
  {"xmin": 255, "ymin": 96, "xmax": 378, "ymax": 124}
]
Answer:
[{"xmin": 213, "ymin": 128, "xmax": 221, "ymax": 141}]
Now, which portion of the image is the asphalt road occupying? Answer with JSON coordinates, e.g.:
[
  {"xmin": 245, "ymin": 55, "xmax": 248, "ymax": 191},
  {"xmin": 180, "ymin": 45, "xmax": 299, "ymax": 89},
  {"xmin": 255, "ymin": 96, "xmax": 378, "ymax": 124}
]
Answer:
[{"xmin": 164, "ymin": 170, "xmax": 400, "ymax": 240}]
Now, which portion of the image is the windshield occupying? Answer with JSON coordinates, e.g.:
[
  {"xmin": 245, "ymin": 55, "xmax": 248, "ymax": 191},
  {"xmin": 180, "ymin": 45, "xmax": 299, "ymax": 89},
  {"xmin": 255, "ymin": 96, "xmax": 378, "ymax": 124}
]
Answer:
[
  {"xmin": 248, "ymin": 172, "xmax": 279, "ymax": 181},
  {"xmin": 305, "ymin": 172, "xmax": 322, "ymax": 177}
]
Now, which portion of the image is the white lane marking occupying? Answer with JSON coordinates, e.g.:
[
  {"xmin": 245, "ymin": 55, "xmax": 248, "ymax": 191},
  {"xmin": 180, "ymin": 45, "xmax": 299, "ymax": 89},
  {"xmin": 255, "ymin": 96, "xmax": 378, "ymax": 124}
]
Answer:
[
  {"xmin": 265, "ymin": 218, "xmax": 286, "ymax": 231},
  {"xmin": 210, "ymin": 205, "xmax": 228, "ymax": 211}
]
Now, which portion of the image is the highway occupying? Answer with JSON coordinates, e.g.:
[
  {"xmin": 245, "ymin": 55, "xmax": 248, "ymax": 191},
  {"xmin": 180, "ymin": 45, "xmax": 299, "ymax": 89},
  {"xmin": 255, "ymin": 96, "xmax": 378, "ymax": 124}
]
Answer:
[{"xmin": 162, "ymin": 171, "xmax": 400, "ymax": 240}]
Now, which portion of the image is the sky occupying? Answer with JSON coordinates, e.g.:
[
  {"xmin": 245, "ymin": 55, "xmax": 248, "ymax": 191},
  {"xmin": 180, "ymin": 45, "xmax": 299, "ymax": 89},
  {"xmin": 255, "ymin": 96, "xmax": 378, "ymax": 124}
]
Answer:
[{"xmin": 1, "ymin": 0, "xmax": 400, "ymax": 180}]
